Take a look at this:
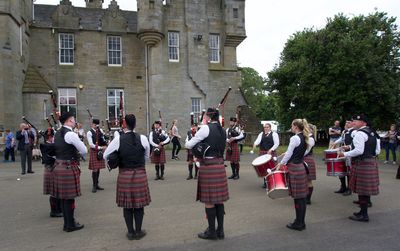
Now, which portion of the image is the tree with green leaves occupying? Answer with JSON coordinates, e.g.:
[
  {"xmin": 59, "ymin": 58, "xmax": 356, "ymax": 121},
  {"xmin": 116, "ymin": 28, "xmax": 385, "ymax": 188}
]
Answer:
[{"xmin": 267, "ymin": 12, "xmax": 400, "ymax": 129}]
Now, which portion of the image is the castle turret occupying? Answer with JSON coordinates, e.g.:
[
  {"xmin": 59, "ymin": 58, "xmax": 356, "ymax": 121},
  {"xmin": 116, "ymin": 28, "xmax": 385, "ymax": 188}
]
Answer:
[
  {"xmin": 85, "ymin": 0, "xmax": 104, "ymax": 9},
  {"xmin": 224, "ymin": 0, "xmax": 246, "ymax": 47},
  {"xmin": 136, "ymin": 0, "xmax": 164, "ymax": 46}
]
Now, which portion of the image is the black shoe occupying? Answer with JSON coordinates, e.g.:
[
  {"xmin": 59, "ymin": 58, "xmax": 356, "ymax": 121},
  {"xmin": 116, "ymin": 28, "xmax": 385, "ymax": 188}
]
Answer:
[
  {"xmin": 126, "ymin": 232, "xmax": 135, "ymax": 240},
  {"xmin": 134, "ymin": 230, "xmax": 147, "ymax": 240},
  {"xmin": 286, "ymin": 222, "xmax": 306, "ymax": 231},
  {"xmin": 334, "ymin": 188, "xmax": 346, "ymax": 194},
  {"xmin": 96, "ymin": 186, "xmax": 104, "ymax": 191},
  {"xmin": 198, "ymin": 229, "xmax": 217, "ymax": 240},
  {"xmin": 228, "ymin": 175, "xmax": 235, "ymax": 179},
  {"xmin": 65, "ymin": 222, "xmax": 84, "ymax": 232},
  {"xmin": 171, "ymin": 157, "xmax": 176, "ymax": 160},
  {"xmin": 306, "ymin": 199, "xmax": 311, "ymax": 205},
  {"xmin": 155, "ymin": 176, "xmax": 160, "ymax": 180},
  {"xmin": 21, "ymin": 172, "xmax": 26, "ymax": 175},
  {"xmin": 187, "ymin": 176, "xmax": 193, "ymax": 180},
  {"xmin": 342, "ymin": 190, "xmax": 352, "ymax": 196},
  {"xmin": 233, "ymin": 175, "xmax": 239, "ymax": 180},
  {"xmin": 159, "ymin": 176, "xmax": 164, "ymax": 180},
  {"xmin": 353, "ymin": 211, "xmax": 362, "ymax": 217},
  {"xmin": 349, "ymin": 215, "xmax": 369, "ymax": 222},
  {"xmin": 359, "ymin": 202, "xmax": 372, "ymax": 208},
  {"xmin": 175, "ymin": 156, "xmax": 180, "ymax": 160},
  {"xmin": 50, "ymin": 212, "xmax": 63, "ymax": 218},
  {"xmin": 92, "ymin": 187, "xmax": 97, "ymax": 193},
  {"xmin": 216, "ymin": 230, "xmax": 225, "ymax": 239},
  {"xmin": 27, "ymin": 171, "xmax": 35, "ymax": 174}
]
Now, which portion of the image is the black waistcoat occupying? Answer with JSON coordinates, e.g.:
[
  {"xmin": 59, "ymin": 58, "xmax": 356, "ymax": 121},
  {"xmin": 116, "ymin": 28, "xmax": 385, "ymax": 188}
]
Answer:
[
  {"xmin": 353, "ymin": 127, "xmax": 377, "ymax": 159},
  {"xmin": 54, "ymin": 127, "xmax": 79, "ymax": 160},
  {"xmin": 203, "ymin": 123, "xmax": 226, "ymax": 158},
  {"xmin": 118, "ymin": 132, "xmax": 145, "ymax": 169},
  {"xmin": 288, "ymin": 133, "xmax": 307, "ymax": 164},
  {"xmin": 260, "ymin": 132, "xmax": 274, "ymax": 151}
]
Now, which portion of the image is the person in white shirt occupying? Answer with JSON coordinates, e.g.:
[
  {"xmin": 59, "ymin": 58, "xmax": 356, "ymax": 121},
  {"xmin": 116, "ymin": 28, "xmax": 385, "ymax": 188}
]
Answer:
[
  {"xmin": 149, "ymin": 121, "xmax": 170, "ymax": 180},
  {"xmin": 225, "ymin": 117, "xmax": 244, "ymax": 180}
]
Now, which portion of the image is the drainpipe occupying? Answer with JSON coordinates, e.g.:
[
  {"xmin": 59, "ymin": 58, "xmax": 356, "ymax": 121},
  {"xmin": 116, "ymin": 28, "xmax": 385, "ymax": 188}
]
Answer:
[{"xmin": 145, "ymin": 45, "xmax": 150, "ymax": 133}]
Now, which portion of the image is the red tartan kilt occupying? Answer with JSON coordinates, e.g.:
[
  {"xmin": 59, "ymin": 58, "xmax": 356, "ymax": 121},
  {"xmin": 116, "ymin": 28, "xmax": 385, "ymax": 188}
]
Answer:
[
  {"xmin": 151, "ymin": 147, "xmax": 166, "ymax": 164},
  {"xmin": 287, "ymin": 162, "xmax": 308, "ymax": 199},
  {"xmin": 350, "ymin": 158, "xmax": 379, "ymax": 196},
  {"xmin": 225, "ymin": 142, "xmax": 240, "ymax": 163},
  {"xmin": 88, "ymin": 148, "xmax": 106, "ymax": 170},
  {"xmin": 51, "ymin": 160, "xmax": 81, "ymax": 199},
  {"xmin": 43, "ymin": 165, "xmax": 54, "ymax": 195},
  {"xmin": 197, "ymin": 158, "xmax": 229, "ymax": 204},
  {"xmin": 304, "ymin": 155, "xmax": 317, "ymax": 181},
  {"xmin": 187, "ymin": 149, "xmax": 194, "ymax": 163},
  {"xmin": 116, "ymin": 168, "xmax": 151, "ymax": 208}
]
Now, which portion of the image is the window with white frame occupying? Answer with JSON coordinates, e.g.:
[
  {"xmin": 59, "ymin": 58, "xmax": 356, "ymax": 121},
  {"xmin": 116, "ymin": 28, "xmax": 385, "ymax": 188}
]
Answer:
[
  {"xmin": 168, "ymin": 31, "xmax": 179, "ymax": 62},
  {"xmin": 58, "ymin": 88, "xmax": 77, "ymax": 117},
  {"xmin": 191, "ymin": 98, "xmax": 201, "ymax": 123},
  {"xmin": 107, "ymin": 36, "xmax": 122, "ymax": 66},
  {"xmin": 209, "ymin": 34, "xmax": 220, "ymax": 63},
  {"xmin": 59, "ymin": 33, "xmax": 74, "ymax": 65},
  {"xmin": 107, "ymin": 89, "xmax": 124, "ymax": 124}
]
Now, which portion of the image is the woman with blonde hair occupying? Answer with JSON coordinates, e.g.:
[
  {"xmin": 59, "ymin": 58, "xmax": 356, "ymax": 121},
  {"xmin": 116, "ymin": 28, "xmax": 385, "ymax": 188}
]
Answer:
[
  {"xmin": 276, "ymin": 118, "xmax": 309, "ymax": 231},
  {"xmin": 170, "ymin": 119, "xmax": 182, "ymax": 160},
  {"xmin": 303, "ymin": 121, "xmax": 317, "ymax": 205}
]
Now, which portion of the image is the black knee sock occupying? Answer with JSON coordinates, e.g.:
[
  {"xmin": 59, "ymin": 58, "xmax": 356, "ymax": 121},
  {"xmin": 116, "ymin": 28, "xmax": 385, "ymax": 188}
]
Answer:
[
  {"xmin": 294, "ymin": 199, "xmax": 300, "ymax": 224},
  {"xmin": 56, "ymin": 198, "xmax": 63, "ymax": 213},
  {"xmin": 133, "ymin": 208, "xmax": 144, "ymax": 232},
  {"xmin": 205, "ymin": 207, "xmax": 217, "ymax": 233},
  {"xmin": 359, "ymin": 195, "xmax": 369, "ymax": 217},
  {"xmin": 230, "ymin": 163, "xmax": 235, "ymax": 176},
  {"xmin": 155, "ymin": 165, "xmax": 160, "ymax": 177},
  {"xmin": 61, "ymin": 199, "xmax": 67, "ymax": 228},
  {"xmin": 123, "ymin": 208, "xmax": 134, "ymax": 233},
  {"xmin": 396, "ymin": 165, "xmax": 400, "ymax": 179},
  {"xmin": 215, "ymin": 204, "xmax": 225, "ymax": 233},
  {"xmin": 299, "ymin": 198, "xmax": 307, "ymax": 225},
  {"xmin": 160, "ymin": 165, "xmax": 165, "ymax": 177},
  {"xmin": 188, "ymin": 164, "xmax": 193, "ymax": 177},
  {"xmin": 195, "ymin": 166, "xmax": 199, "ymax": 177},
  {"xmin": 307, "ymin": 187, "xmax": 313, "ymax": 201},
  {"xmin": 63, "ymin": 199, "xmax": 75, "ymax": 228},
  {"xmin": 96, "ymin": 171, "xmax": 100, "ymax": 186},
  {"xmin": 339, "ymin": 177, "xmax": 346, "ymax": 190},
  {"xmin": 235, "ymin": 163, "xmax": 240, "ymax": 177},
  {"xmin": 50, "ymin": 196, "xmax": 57, "ymax": 213},
  {"xmin": 92, "ymin": 172, "xmax": 97, "ymax": 187}
]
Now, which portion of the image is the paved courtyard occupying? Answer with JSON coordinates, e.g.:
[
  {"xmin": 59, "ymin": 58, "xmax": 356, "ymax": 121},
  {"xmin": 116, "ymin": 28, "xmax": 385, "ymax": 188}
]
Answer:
[{"xmin": 0, "ymin": 151, "xmax": 399, "ymax": 251}]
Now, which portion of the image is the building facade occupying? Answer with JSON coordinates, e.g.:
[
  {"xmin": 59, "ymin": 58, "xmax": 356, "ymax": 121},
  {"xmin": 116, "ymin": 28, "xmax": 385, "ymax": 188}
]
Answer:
[{"xmin": 0, "ymin": 0, "xmax": 247, "ymax": 134}]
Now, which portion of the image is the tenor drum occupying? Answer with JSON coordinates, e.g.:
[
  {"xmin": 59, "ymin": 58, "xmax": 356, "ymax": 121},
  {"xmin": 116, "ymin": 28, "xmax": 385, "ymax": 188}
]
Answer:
[
  {"xmin": 251, "ymin": 154, "xmax": 276, "ymax": 177},
  {"xmin": 265, "ymin": 170, "xmax": 289, "ymax": 199},
  {"xmin": 324, "ymin": 149, "xmax": 338, "ymax": 160},
  {"xmin": 326, "ymin": 157, "xmax": 348, "ymax": 176}
]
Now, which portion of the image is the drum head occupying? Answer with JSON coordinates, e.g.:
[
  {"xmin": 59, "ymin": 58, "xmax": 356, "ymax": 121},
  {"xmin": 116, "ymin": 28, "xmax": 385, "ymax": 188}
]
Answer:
[
  {"xmin": 268, "ymin": 189, "xmax": 289, "ymax": 199},
  {"xmin": 252, "ymin": 154, "xmax": 272, "ymax": 166},
  {"xmin": 324, "ymin": 149, "xmax": 337, "ymax": 154}
]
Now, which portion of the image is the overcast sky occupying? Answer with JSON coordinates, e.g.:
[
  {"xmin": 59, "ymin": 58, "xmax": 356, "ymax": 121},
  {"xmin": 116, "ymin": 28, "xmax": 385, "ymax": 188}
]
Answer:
[{"xmin": 36, "ymin": 0, "xmax": 400, "ymax": 77}]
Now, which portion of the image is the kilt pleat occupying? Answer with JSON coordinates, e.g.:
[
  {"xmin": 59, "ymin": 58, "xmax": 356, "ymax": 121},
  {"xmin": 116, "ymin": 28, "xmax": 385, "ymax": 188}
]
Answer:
[
  {"xmin": 225, "ymin": 141, "xmax": 240, "ymax": 163},
  {"xmin": 304, "ymin": 155, "xmax": 317, "ymax": 181},
  {"xmin": 197, "ymin": 158, "xmax": 229, "ymax": 204},
  {"xmin": 151, "ymin": 147, "xmax": 166, "ymax": 164},
  {"xmin": 51, "ymin": 160, "xmax": 81, "ymax": 199},
  {"xmin": 287, "ymin": 162, "xmax": 308, "ymax": 199},
  {"xmin": 88, "ymin": 148, "xmax": 106, "ymax": 170},
  {"xmin": 350, "ymin": 158, "xmax": 379, "ymax": 196},
  {"xmin": 43, "ymin": 165, "xmax": 54, "ymax": 195},
  {"xmin": 116, "ymin": 168, "xmax": 151, "ymax": 208}
]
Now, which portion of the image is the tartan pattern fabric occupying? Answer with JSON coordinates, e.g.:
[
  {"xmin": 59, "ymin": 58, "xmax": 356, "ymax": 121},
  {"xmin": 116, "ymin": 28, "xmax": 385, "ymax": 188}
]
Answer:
[
  {"xmin": 304, "ymin": 155, "xmax": 317, "ymax": 181},
  {"xmin": 88, "ymin": 148, "xmax": 106, "ymax": 170},
  {"xmin": 196, "ymin": 158, "xmax": 229, "ymax": 204},
  {"xmin": 151, "ymin": 147, "xmax": 166, "ymax": 164},
  {"xmin": 187, "ymin": 149, "xmax": 195, "ymax": 164},
  {"xmin": 225, "ymin": 141, "xmax": 240, "ymax": 163},
  {"xmin": 116, "ymin": 168, "xmax": 151, "ymax": 208},
  {"xmin": 287, "ymin": 162, "xmax": 308, "ymax": 199},
  {"xmin": 51, "ymin": 160, "xmax": 81, "ymax": 199},
  {"xmin": 43, "ymin": 165, "xmax": 54, "ymax": 195},
  {"xmin": 350, "ymin": 158, "xmax": 379, "ymax": 196}
]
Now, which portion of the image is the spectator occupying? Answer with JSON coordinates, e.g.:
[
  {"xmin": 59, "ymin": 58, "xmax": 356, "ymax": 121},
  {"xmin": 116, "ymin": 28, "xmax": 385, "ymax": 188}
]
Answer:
[
  {"xmin": 16, "ymin": 123, "xmax": 35, "ymax": 174},
  {"xmin": 384, "ymin": 124, "xmax": 397, "ymax": 164},
  {"xmin": 329, "ymin": 120, "xmax": 342, "ymax": 149},
  {"xmin": 3, "ymin": 129, "xmax": 16, "ymax": 162}
]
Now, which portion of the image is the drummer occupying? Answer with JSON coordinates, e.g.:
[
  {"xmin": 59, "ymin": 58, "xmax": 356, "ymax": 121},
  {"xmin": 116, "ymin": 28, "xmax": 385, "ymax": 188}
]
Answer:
[
  {"xmin": 332, "ymin": 120, "xmax": 356, "ymax": 195},
  {"xmin": 338, "ymin": 114, "xmax": 380, "ymax": 222},
  {"xmin": 303, "ymin": 121, "xmax": 316, "ymax": 205},
  {"xmin": 276, "ymin": 119, "xmax": 309, "ymax": 231},
  {"xmin": 251, "ymin": 123, "xmax": 280, "ymax": 188}
]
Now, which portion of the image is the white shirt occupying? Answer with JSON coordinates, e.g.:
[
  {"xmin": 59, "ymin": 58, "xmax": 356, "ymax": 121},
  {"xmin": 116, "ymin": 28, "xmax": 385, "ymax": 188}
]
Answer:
[
  {"xmin": 343, "ymin": 126, "xmax": 381, "ymax": 158},
  {"xmin": 185, "ymin": 122, "xmax": 216, "ymax": 149},
  {"xmin": 253, "ymin": 131, "xmax": 280, "ymax": 151},
  {"xmin": 280, "ymin": 133, "xmax": 302, "ymax": 165},
  {"xmin": 63, "ymin": 126, "xmax": 87, "ymax": 155},
  {"xmin": 103, "ymin": 130, "xmax": 150, "ymax": 160},
  {"xmin": 304, "ymin": 136, "xmax": 315, "ymax": 156},
  {"xmin": 87, "ymin": 128, "xmax": 106, "ymax": 149},
  {"xmin": 334, "ymin": 127, "xmax": 356, "ymax": 145},
  {"xmin": 148, "ymin": 129, "xmax": 170, "ymax": 147},
  {"xmin": 225, "ymin": 127, "xmax": 244, "ymax": 142}
]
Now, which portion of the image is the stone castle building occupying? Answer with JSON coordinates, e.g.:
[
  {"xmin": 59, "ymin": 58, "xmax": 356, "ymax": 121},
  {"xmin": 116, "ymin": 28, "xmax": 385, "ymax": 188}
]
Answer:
[{"xmin": 0, "ymin": 0, "xmax": 248, "ymax": 135}]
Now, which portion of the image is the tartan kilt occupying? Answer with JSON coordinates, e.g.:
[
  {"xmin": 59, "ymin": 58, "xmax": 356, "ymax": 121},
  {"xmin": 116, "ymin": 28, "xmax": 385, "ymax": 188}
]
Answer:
[
  {"xmin": 151, "ymin": 147, "xmax": 166, "ymax": 164},
  {"xmin": 197, "ymin": 158, "xmax": 229, "ymax": 204},
  {"xmin": 51, "ymin": 160, "xmax": 81, "ymax": 199},
  {"xmin": 116, "ymin": 167, "xmax": 151, "ymax": 208},
  {"xmin": 287, "ymin": 162, "xmax": 308, "ymax": 199},
  {"xmin": 304, "ymin": 155, "xmax": 317, "ymax": 181},
  {"xmin": 350, "ymin": 158, "xmax": 379, "ymax": 196},
  {"xmin": 88, "ymin": 148, "xmax": 106, "ymax": 170},
  {"xmin": 43, "ymin": 165, "xmax": 54, "ymax": 195},
  {"xmin": 187, "ymin": 149, "xmax": 195, "ymax": 164},
  {"xmin": 225, "ymin": 141, "xmax": 240, "ymax": 163}
]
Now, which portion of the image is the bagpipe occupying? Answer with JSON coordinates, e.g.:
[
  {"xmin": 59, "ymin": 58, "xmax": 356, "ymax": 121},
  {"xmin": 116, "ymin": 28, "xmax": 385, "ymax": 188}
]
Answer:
[
  {"xmin": 49, "ymin": 90, "xmax": 60, "ymax": 128},
  {"xmin": 157, "ymin": 110, "xmax": 169, "ymax": 143}
]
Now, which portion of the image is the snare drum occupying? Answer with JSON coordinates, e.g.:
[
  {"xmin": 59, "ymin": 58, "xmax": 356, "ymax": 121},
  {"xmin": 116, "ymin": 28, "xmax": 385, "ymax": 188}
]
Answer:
[
  {"xmin": 324, "ymin": 149, "xmax": 338, "ymax": 160},
  {"xmin": 251, "ymin": 154, "xmax": 276, "ymax": 177},
  {"xmin": 326, "ymin": 157, "xmax": 348, "ymax": 176},
  {"xmin": 265, "ymin": 170, "xmax": 289, "ymax": 199}
]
